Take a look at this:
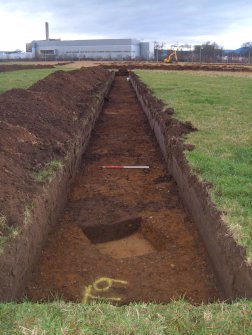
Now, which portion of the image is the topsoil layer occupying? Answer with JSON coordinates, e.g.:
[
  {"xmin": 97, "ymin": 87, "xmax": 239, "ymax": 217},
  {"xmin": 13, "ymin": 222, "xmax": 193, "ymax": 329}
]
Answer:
[{"xmin": 25, "ymin": 75, "xmax": 223, "ymax": 304}]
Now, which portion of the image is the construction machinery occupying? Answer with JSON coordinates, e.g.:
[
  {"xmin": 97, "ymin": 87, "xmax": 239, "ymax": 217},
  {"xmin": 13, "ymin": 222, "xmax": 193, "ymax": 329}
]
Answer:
[{"xmin": 164, "ymin": 50, "xmax": 178, "ymax": 63}]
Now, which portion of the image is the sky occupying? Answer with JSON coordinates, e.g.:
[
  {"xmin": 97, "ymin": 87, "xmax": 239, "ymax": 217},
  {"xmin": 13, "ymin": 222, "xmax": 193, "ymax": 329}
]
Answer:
[{"xmin": 0, "ymin": 0, "xmax": 252, "ymax": 51}]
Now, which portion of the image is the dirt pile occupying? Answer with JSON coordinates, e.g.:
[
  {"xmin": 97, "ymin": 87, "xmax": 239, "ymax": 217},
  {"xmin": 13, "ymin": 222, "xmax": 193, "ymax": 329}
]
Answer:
[
  {"xmin": 0, "ymin": 64, "xmax": 56, "ymax": 72},
  {"xmin": 102, "ymin": 62, "xmax": 252, "ymax": 72},
  {"xmin": 0, "ymin": 66, "xmax": 111, "ymax": 250}
]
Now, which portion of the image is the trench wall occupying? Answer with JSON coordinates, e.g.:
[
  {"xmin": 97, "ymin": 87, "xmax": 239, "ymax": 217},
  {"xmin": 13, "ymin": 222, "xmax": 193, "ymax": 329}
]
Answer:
[
  {"xmin": 0, "ymin": 70, "xmax": 114, "ymax": 301},
  {"xmin": 130, "ymin": 72, "xmax": 252, "ymax": 299}
]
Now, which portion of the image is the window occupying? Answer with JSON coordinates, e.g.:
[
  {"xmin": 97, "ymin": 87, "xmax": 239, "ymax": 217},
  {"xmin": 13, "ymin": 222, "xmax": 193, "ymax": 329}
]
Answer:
[{"xmin": 39, "ymin": 50, "xmax": 56, "ymax": 55}]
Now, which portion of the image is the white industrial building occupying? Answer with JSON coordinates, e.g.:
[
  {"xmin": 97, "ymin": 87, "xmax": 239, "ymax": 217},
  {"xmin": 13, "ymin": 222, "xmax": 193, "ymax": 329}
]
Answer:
[
  {"xmin": 0, "ymin": 50, "xmax": 32, "ymax": 60},
  {"xmin": 26, "ymin": 38, "xmax": 154, "ymax": 60}
]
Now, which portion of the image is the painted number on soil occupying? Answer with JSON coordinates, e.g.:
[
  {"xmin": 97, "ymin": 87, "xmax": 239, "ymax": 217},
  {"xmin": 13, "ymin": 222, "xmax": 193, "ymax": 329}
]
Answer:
[{"xmin": 82, "ymin": 277, "xmax": 128, "ymax": 304}]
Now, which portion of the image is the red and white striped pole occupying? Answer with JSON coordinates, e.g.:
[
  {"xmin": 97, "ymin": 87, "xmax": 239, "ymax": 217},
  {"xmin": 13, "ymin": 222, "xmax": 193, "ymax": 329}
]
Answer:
[{"xmin": 99, "ymin": 165, "xmax": 149, "ymax": 169}]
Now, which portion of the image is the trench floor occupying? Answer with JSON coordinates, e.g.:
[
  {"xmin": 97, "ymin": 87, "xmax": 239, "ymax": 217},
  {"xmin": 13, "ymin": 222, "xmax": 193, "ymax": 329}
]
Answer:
[{"xmin": 26, "ymin": 75, "xmax": 223, "ymax": 304}]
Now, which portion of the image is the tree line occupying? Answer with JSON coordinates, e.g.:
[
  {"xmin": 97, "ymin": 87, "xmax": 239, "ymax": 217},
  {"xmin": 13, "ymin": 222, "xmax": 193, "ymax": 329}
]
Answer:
[{"xmin": 155, "ymin": 41, "xmax": 252, "ymax": 63}]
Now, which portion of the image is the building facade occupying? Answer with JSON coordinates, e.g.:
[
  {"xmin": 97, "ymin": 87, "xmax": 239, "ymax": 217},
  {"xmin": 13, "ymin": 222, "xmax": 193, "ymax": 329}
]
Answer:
[
  {"xmin": 26, "ymin": 39, "xmax": 154, "ymax": 60},
  {"xmin": 0, "ymin": 50, "xmax": 32, "ymax": 60}
]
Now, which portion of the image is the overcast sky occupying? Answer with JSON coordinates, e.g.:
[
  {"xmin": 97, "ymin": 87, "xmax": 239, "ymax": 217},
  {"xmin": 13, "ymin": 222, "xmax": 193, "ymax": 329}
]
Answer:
[{"xmin": 1, "ymin": 0, "xmax": 252, "ymax": 51}]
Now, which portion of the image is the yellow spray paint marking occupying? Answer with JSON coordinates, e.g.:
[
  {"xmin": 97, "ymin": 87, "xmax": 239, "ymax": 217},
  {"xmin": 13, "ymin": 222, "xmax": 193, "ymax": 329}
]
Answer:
[{"xmin": 82, "ymin": 277, "xmax": 128, "ymax": 304}]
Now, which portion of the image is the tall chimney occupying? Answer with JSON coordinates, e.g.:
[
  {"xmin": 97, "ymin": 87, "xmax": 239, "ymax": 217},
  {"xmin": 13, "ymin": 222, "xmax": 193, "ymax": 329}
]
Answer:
[{"xmin": 45, "ymin": 22, "xmax": 49, "ymax": 41}]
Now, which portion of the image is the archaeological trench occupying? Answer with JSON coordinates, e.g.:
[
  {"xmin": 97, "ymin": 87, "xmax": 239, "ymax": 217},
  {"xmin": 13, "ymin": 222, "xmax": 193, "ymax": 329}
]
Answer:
[{"xmin": 0, "ymin": 66, "xmax": 252, "ymax": 304}]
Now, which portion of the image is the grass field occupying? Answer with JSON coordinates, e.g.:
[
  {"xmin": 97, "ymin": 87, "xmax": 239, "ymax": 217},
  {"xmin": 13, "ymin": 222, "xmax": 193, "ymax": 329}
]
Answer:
[
  {"xmin": 0, "ymin": 69, "xmax": 58, "ymax": 93},
  {"xmin": 1, "ymin": 68, "xmax": 252, "ymax": 334},
  {"xmin": 136, "ymin": 70, "xmax": 252, "ymax": 260},
  {"xmin": 0, "ymin": 66, "xmax": 75, "ymax": 94},
  {"xmin": 1, "ymin": 300, "xmax": 252, "ymax": 335}
]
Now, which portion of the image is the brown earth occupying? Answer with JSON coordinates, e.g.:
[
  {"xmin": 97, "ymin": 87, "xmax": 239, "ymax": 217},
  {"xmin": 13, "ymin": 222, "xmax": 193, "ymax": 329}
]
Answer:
[
  {"xmin": 1, "ymin": 63, "xmax": 251, "ymax": 302},
  {"xmin": 48, "ymin": 60, "xmax": 252, "ymax": 72},
  {"xmin": 0, "ymin": 67, "xmax": 111, "ymax": 242},
  {"xmin": 101, "ymin": 62, "xmax": 252, "ymax": 72},
  {"xmin": 2, "ymin": 61, "xmax": 252, "ymax": 73},
  {"xmin": 25, "ymin": 74, "xmax": 223, "ymax": 304},
  {"xmin": 0, "ymin": 64, "xmax": 56, "ymax": 72}
]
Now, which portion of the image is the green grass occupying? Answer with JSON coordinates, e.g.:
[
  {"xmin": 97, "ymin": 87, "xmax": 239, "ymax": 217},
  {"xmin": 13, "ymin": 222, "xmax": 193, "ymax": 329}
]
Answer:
[
  {"xmin": 33, "ymin": 160, "xmax": 63, "ymax": 183},
  {"xmin": 0, "ymin": 66, "xmax": 74, "ymax": 93},
  {"xmin": 136, "ymin": 70, "xmax": 252, "ymax": 259},
  {"xmin": 0, "ymin": 213, "xmax": 19, "ymax": 255},
  {"xmin": 0, "ymin": 300, "xmax": 252, "ymax": 335},
  {"xmin": 0, "ymin": 68, "xmax": 58, "ymax": 93}
]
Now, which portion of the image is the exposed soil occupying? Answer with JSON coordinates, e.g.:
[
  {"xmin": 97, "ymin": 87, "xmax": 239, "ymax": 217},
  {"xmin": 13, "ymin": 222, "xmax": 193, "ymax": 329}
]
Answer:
[
  {"xmin": 0, "ymin": 67, "xmax": 111, "ymax": 250},
  {"xmin": 2, "ymin": 61, "xmax": 252, "ymax": 73},
  {"xmin": 26, "ymin": 75, "xmax": 223, "ymax": 305},
  {"xmin": 101, "ymin": 62, "xmax": 252, "ymax": 72},
  {"xmin": 0, "ymin": 64, "xmax": 55, "ymax": 72},
  {"xmin": 96, "ymin": 232, "xmax": 156, "ymax": 259}
]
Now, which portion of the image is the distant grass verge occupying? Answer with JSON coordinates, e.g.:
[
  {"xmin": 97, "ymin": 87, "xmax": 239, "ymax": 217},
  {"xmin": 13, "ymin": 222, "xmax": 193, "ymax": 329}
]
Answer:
[
  {"xmin": 33, "ymin": 160, "xmax": 63, "ymax": 183},
  {"xmin": 135, "ymin": 70, "xmax": 252, "ymax": 260},
  {"xmin": 0, "ymin": 300, "xmax": 252, "ymax": 335},
  {"xmin": 0, "ymin": 66, "xmax": 73, "ymax": 93},
  {"xmin": 0, "ymin": 68, "xmax": 58, "ymax": 93}
]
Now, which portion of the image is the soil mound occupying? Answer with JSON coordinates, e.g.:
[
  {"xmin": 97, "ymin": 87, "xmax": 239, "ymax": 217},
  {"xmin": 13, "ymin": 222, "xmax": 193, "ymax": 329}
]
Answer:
[
  {"xmin": 0, "ymin": 64, "xmax": 55, "ymax": 72},
  {"xmin": 0, "ymin": 66, "xmax": 111, "ymax": 239},
  {"xmin": 102, "ymin": 63, "xmax": 252, "ymax": 72}
]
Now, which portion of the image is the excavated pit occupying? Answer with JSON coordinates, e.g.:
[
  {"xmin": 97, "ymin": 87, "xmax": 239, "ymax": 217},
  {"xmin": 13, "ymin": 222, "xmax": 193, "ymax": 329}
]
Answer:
[
  {"xmin": 84, "ymin": 217, "xmax": 156, "ymax": 259},
  {"xmin": 25, "ymin": 73, "xmax": 223, "ymax": 305}
]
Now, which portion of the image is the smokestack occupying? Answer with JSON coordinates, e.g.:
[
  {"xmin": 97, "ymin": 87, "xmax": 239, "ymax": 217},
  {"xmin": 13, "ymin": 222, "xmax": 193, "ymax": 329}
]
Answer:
[{"xmin": 45, "ymin": 22, "xmax": 49, "ymax": 41}]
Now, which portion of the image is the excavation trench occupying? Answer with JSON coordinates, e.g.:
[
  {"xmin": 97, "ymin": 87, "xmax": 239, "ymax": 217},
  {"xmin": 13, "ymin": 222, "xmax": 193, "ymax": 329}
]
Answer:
[{"xmin": 26, "ymin": 74, "xmax": 222, "ymax": 304}]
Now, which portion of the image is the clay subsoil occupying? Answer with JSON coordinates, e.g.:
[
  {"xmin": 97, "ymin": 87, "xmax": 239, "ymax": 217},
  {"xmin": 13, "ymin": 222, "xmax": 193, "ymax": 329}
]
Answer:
[{"xmin": 26, "ymin": 74, "xmax": 223, "ymax": 305}]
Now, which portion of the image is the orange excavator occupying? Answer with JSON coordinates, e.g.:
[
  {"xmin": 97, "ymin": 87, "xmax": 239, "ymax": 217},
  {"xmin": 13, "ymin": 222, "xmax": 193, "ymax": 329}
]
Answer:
[{"xmin": 164, "ymin": 50, "xmax": 178, "ymax": 63}]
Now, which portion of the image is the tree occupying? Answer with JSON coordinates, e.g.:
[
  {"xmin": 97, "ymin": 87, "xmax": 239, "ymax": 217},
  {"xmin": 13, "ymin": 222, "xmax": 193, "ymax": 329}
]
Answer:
[
  {"xmin": 241, "ymin": 42, "xmax": 252, "ymax": 64},
  {"xmin": 154, "ymin": 41, "xmax": 164, "ymax": 62},
  {"xmin": 179, "ymin": 44, "xmax": 192, "ymax": 51},
  {"xmin": 242, "ymin": 42, "xmax": 252, "ymax": 48},
  {"xmin": 194, "ymin": 42, "xmax": 223, "ymax": 63}
]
